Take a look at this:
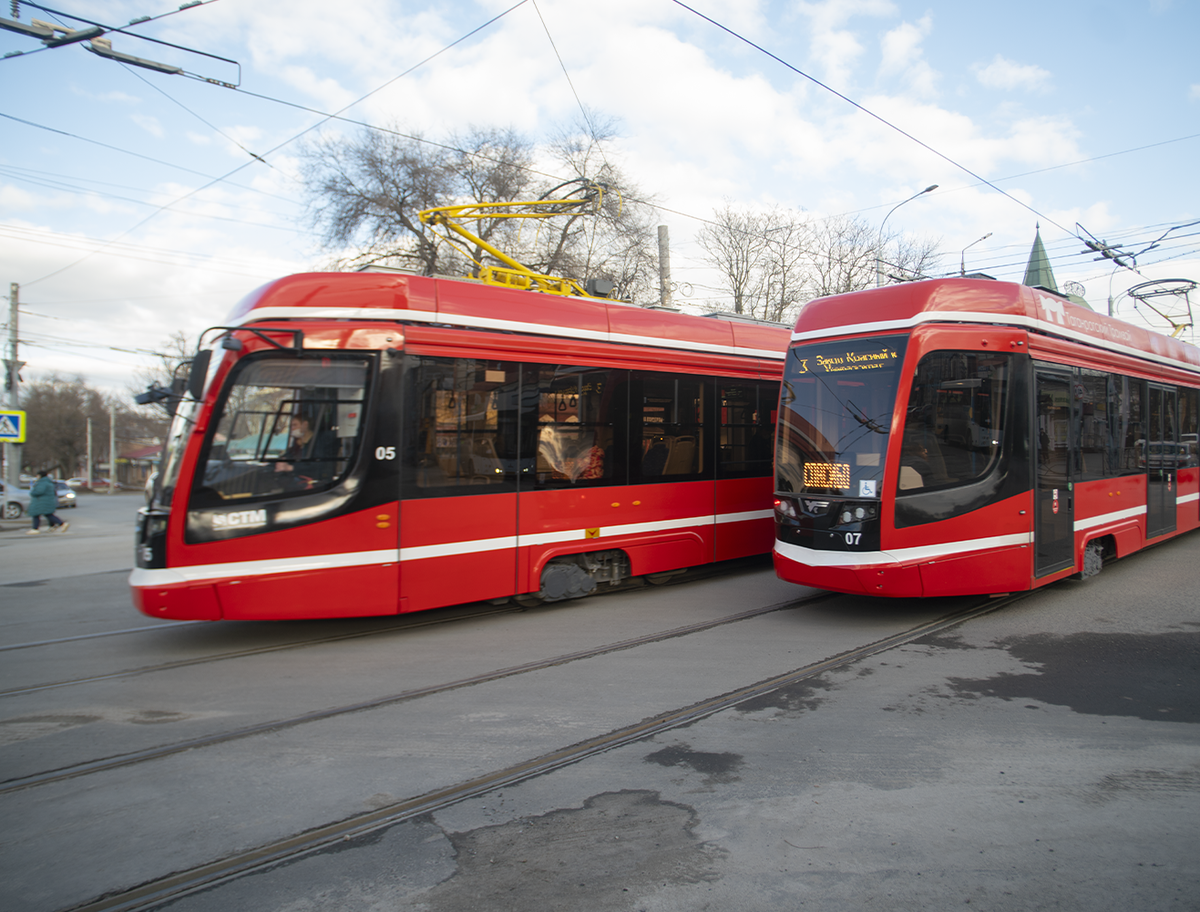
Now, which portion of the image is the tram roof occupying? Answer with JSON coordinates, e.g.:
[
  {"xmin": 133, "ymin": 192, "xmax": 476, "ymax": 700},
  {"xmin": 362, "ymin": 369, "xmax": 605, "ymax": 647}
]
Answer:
[
  {"xmin": 791, "ymin": 277, "xmax": 1200, "ymax": 376},
  {"xmin": 224, "ymin": 271, "xmax": 788, "ymax": 363}
]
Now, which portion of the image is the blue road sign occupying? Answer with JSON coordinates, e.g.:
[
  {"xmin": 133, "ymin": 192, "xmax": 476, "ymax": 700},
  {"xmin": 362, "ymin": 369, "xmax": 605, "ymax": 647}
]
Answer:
[{"xmin": 0, "ymin": 410, "xmax": 26, "ymax": 443}]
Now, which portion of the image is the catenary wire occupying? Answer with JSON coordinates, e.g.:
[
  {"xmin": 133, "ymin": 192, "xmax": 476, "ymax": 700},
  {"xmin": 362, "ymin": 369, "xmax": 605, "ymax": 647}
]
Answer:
[{"xmin": 19, "ymin": 1, "xmax": 532, "ymax": 288}]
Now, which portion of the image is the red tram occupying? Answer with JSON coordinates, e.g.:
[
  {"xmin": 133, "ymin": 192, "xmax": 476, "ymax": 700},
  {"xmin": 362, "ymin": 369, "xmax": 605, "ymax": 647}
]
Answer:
[
  {"xmin": 773, "ymin": 277, "xmax": 1200, "ymax": 597},
  {"xmin": 132, "ymin": 271, "xmax": 787, "ymax": 620}
]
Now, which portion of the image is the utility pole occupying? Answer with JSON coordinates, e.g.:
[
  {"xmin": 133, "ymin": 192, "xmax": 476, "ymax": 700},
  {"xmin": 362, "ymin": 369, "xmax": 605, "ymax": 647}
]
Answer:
[
  {"xmin": 108, "ymin": 403, "xmax": 116, "ymax": 495},
  {"xmin": 5, "ymin": 282, "xmax": 21, "ymax": 487},
  {"xmin": 87, "ymin": 417, "xmax": 93, "ymax": 488},
  {"xmin": 657, "ymin": 225, "xmax": 673, "ymax": 309}
]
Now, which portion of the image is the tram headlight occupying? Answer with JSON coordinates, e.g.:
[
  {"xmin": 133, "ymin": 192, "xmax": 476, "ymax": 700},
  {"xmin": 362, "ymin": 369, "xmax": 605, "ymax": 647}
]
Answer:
[
  {"xmin": 774, "ymin": 497, "xmax": 799, "ymax": 520},
  {"xmin": 834, "ymin": 502, "xmax": 878, "ymax": 527}
]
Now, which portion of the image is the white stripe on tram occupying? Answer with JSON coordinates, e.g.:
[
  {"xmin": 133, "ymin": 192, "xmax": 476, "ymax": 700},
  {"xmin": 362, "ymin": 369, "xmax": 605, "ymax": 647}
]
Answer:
[
  {"xmin": 234, "ymin": 306, "xmax": 786, "ymax": 361},
  {"xmin": 130, "ymin": 509, "xmax": 771, "ymax": 587},
  {"xmin": 774, "ymin": 531, "xmax": 1034, "ymax": 568},
  {"xmin": 1073, "ymin": 504, "xmax": 1146, "ymax": 532}
]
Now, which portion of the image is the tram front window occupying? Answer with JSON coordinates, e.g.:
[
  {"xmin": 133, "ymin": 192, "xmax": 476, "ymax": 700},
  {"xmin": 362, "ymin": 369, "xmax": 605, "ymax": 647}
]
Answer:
[
  {"xmin": 192, "ymin": 355, "xmax": 370, "ymax": 504},
  {"xmin": 776, "ymin": 336, "xmax": 907, "ymax": 498}
]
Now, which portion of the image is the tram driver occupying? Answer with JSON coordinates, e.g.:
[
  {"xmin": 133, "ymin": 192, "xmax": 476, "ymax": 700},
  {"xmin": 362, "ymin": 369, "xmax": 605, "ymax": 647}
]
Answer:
[{"xmin": 275, "ymin": 412, "xmax": 337, "ymax": 489}]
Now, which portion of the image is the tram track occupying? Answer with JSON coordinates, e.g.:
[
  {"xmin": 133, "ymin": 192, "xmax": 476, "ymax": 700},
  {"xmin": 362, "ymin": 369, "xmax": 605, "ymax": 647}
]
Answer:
[
  {"xmin": 0, "ymin": 591, "xmax": 836, "ymax": 795},
  {"xmin": 57, "ymin": 590, "xmax": 1031, "ymax": 912},
  {"xmin": 0, "ymin": 622, "xmax": 210, "ymax": 652},
  {"xmin": 0, "ymin": 606, "xmax": 519, "ymax": 698},
  {"xmin": 0, "ymin": 559, "xmax": 770, "ymax": 697}
]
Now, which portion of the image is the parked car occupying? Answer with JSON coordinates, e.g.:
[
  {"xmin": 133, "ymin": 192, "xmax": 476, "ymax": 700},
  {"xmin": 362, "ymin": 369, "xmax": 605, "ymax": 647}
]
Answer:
[
  {"xmin": 66, "ymin": 477, "xmax": 88, "ymax": 488},
  {"xmin": 55, "ymin": 480, "xmax": 77, "ymax": 508},
  {"xmin": 1, "ymin": 478, "xmax": 31, "ymax": 520}
]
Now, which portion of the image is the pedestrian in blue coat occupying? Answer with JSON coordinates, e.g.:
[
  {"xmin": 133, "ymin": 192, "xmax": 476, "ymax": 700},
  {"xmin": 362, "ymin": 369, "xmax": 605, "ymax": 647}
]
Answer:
[{"xmin": 28, "ymin": 470, "xmax": 68, "ymax": 534}]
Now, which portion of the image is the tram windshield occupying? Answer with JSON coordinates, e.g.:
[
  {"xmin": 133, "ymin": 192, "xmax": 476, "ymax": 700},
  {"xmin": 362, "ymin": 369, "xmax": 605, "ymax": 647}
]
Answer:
[
  {"xmin": 155, "ymin": 346, "xmax": 226, "ymax": 508},
  {"xmin": 191, "ymin": 354, "xmax": 371, "ymax": 504},
  {"xmin": 777, "ymin": 336, "xmax": 907, "ymax": 497}
]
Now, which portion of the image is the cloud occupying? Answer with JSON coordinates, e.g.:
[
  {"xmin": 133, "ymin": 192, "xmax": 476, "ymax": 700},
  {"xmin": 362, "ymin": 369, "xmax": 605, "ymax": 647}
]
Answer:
[
  {"xmin": 879, "ymin": 15, "xmax": 938, "ymax": 96},
  {"xmin": 131, "ymin": 113, "xmax": 164, "ymax": 138},
  {"xmin": 0, "ymin": 220, "xmax": 306, "ymax": 394},
  {"xmin": 1191, "ymin": 84, "xmax": 1200, "ymax": 101},
  {"xmin": 973, "ymin": 55, "xmax": 1052, "ymax": 93},
  {"xmin": 796, "ymin": 0, "xmax": 897, "ymax": 89}
]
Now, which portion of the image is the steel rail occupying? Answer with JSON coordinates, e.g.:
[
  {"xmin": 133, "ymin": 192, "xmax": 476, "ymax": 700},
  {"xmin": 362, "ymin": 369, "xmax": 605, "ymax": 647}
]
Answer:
[
  {"xmin": 0, "ymin": 558, "xmax": 768, "ymax": 693},
  {"xmin": 0, "ymin": 607, "xmax": 515, "ymax": 697},
  {"xmin": 1, "ymin": 593, "xmax": 834, "ymax": 795},
  {"xmin": 57, "ymin": 591, "xmax": 1029, "ymax": 912}
]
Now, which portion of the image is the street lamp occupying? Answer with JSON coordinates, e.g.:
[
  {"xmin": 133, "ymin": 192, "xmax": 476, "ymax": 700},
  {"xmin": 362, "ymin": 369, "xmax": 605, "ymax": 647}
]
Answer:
[
  {"xmin": 876, "ymin": 184, "xmax": 938, "ymax": 287},
  {"xmin": 960, "ymin": 232, "xmax": 992, "ymax": 276}
]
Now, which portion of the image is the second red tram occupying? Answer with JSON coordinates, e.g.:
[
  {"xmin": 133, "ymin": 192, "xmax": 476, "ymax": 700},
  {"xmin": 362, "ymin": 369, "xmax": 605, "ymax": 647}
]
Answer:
[
  {"xmin": 773, "ymin": 277, "xmax": 1200, "ymax": 597},
  {"xmin": 132, "ymin": 271, "xmax": 788, "ymax": 620}
]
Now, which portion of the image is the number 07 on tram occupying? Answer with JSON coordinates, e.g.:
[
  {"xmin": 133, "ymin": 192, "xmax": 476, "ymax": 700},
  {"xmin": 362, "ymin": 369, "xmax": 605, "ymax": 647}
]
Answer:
[{"xmin": 773, "ymin": 277, "xmax": 1200, "ymax": 597}]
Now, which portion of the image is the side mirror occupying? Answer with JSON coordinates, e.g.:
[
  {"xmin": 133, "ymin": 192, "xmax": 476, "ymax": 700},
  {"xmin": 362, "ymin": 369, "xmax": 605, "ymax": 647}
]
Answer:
[{"xmin": 186, "ymin": 350, "xmax": 213, "ymax": 400}]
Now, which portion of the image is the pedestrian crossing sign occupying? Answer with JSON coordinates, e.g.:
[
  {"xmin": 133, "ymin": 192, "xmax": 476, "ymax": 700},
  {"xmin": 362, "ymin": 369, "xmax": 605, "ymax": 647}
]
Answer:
[{"xmin": 0, "ymin": 410, "xmax": 25, "ymax": 443}]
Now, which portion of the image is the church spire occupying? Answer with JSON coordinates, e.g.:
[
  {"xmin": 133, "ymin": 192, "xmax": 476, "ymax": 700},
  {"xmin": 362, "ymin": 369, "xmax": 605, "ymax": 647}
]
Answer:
[{"xmin": 1022, "ymin": 224, "xmax": 1058, "ymax": 293}]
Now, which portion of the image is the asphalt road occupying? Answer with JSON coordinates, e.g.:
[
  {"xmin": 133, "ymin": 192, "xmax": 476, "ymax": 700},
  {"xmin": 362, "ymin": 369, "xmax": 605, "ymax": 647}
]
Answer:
[{"xmin": 1, "ymin": 497, "xmax": 1197, "ymax": 912}]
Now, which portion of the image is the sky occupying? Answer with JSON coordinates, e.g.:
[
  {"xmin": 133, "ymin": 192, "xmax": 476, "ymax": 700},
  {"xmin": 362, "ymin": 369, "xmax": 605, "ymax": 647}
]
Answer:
[{"xmin": 2, "ymin": 0, "xmax": 1198, "ymax": 397}]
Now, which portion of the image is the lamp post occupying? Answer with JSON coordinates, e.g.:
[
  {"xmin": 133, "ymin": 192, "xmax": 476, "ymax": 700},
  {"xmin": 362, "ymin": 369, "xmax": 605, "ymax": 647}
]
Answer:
[
  {"xmin": 960, "ymin": 232, "xmax": 992, "ymax": 276},
  {"xmin": 876, "ymin": 184, "xmax": 938, "ymax": 287}
]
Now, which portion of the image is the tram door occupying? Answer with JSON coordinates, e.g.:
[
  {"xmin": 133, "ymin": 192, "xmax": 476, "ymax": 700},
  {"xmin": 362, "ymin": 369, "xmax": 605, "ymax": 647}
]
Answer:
[
  {"xmin": 1034, "ymin": 370, "xmax": 1074, "ymax": 576},
  {"xmin": 1146, "ymin": 384, "xmax": 1178, "ymax": 538}
]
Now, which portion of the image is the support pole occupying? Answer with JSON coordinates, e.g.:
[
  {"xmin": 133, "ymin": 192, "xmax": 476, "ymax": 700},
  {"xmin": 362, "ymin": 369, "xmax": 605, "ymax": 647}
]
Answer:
[
  {"xmin": 109, "ymin": 403, "xmax": 116, "ymax": 495},
  {"xmin": 6, "ymin": 282, "xmax": 20, "ymax": 487},
  {"xmin": 657, "ymin": 225, "xmax": 673, "ymax": 309}
]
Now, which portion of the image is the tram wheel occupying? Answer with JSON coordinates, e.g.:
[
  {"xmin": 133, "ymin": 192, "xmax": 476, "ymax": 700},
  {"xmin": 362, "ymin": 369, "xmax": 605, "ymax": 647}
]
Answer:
[
  {"xmin": 513, "ymin": 594, "xmax": 544, "ymax": 608},
  {"xmin": 1080, "ymin": 540, "xmax": 1104, "ymax": 579}
]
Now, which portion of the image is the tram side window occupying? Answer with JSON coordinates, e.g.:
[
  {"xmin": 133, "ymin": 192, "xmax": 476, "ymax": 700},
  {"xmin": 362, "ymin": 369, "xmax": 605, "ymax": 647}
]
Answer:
[
  {"xmin": 1074, "ymin": 369, "xmax": 1111, "ymax": 481},
  {"xmin": 531, "ymin": 366, "xmax": 627, "ymax": 488},
  {"xmin": 717, "ymin": 380, "xmax": 778, "ymax": 477},
  {"xmin": 634, "ymin": 372, "xmax": 708, "ymax": 481},
  {"xmin": 898, "ymin": 352, "xmax": 1008, "ymax": 492},
  {"xmin": 410, "ymin": 358, "xmax": 521, "ymax": 493},
  {"xmin": 193, "ymin": 356, "xmax": 370, "ymax": 504},
  {"xmin": 1181, "ymin": 388, "xmax": 1199, "ymax": 467},
  {"xmin": 1112, "ymin": 377, "xmax": 1145, "ymax": 475}
]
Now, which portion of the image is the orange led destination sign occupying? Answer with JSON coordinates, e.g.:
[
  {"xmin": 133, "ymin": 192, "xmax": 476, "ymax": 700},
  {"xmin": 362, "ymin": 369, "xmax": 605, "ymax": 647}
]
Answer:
[
  {"xmin": 794, "ymin": 345, "xmax": 900, "ymax": 375},
  {"xmin": 803, "ymin": 462, "xmax": 851, "ymax": 489}
]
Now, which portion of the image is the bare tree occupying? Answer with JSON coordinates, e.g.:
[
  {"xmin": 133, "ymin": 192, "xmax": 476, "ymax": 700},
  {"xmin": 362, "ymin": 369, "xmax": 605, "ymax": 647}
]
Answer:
[
  {"xmin": 20, "ymin": 375, "xmax": 167, "ymax": 477},
  {"xmin": 129, "ymin": 331, "xmax": 193, "ymax": 417},
  {"xmin": 303, "ymin": 126, "xmax": 536, "ymax": 275},
  {"xmin": 758, "ymin": 211, "xmax": 810, "ymax": 322},
  {"xmin": 697, "ymin": 205, "xmax": 771, "ymax": 316},
  {"xmin": 301, "ymin": 120, "xmax": 658, "ymax": 302},
  {"xmin": 699, "ymin": 205, "xmax": 944, "ymax": 322},
  {"xmin": 801, "ymin": 214, "xmax": 882, "ymax": 297},
  {"xmin": 535, "ymin": 118, "xmax": 659, "ymax": 302}
]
